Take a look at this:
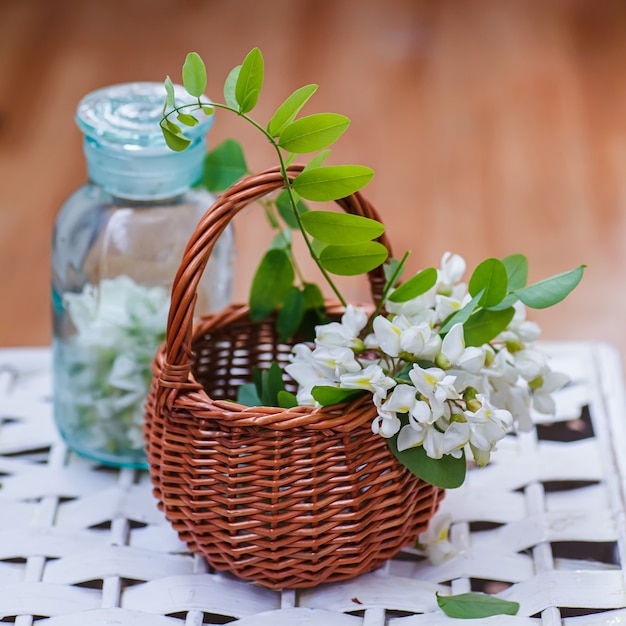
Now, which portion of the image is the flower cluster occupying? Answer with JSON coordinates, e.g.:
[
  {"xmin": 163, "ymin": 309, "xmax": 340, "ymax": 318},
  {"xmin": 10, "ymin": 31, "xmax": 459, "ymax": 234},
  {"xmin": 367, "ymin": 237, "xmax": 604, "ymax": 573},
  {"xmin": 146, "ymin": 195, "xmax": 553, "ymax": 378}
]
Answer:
[
  {"xmin": 285, "ymin": 253, "xmax": 568, "ymax": 468},
  {"xmin": 57, "ymin": 275, "xmax": 169, "ymax": 460}
]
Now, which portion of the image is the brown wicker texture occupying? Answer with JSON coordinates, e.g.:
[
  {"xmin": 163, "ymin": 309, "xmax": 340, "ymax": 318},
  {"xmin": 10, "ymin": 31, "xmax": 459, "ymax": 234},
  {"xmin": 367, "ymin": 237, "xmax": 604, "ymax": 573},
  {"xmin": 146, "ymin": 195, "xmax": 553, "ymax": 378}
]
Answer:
[{"xmin": 144, "ymin": 165, "xmax": 444, "ymax": 589}]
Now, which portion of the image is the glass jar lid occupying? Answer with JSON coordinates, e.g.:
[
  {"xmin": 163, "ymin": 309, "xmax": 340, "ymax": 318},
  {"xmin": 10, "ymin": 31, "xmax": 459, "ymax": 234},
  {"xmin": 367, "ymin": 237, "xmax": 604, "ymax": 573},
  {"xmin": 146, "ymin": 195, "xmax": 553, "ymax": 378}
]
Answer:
[{"xmin": 76, "ymin": 82, "xmax": 214, "ymax": 199}]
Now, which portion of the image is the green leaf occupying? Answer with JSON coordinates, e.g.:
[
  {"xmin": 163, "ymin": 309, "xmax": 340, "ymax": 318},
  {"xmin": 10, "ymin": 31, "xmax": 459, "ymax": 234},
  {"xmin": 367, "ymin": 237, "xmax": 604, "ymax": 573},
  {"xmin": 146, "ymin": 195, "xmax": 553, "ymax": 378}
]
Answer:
[
  {"xmin": 468, "ymin": 258, "xmax": 508, "ymax": 307},
  {"xmin": 311, "ymin": 386, "xmax": 366, "ymax": 406},
  {"xmin": 268, "ymin": 84, "xmax": 318, "ymax": 137},
  {"xmin": 319, "ymin": 241, "xmax": 388, "ymax": 276},
  {"xmin": 269, "ymin": 229, "xmax": 292, "ymax": 250},
  {"xmin": 177, "ymin": 112, "xmax": 199, "ymax": 127},
  {"xmin": 388, "ymin": 429, "xmax": 466, "ymax": 489},
  {"xmin": 164, "ymin": 76, "xmax": 176, "ymax": 108},
  {"xmin": 276, "ymin": 190, "xmax": 308, "ymax": 229},
  {"xmin": 515, "ymin": 265, "xmax": 586, "ymax": 309},
  {"xmin": 302, "ymin": 282, "xmax": 325, "ymax": 311},
  {"xmin": 276, "ymin": 286, "xmax": 305, "ymax": 341},
  {"xmin": 300, "ymin": 211, "xmax": 384, "ymax": 245},
  {"xmin": 463, "ymin": 307, "xmax": 516, "ymax": 346},
  {"xmin": 292, "ymin": 165, "xmax": 374, "ymax": 201},
  {"xmin": 249, "ymin": 249, "xmax": 295, "ymax": 321},
  {"xmin": 237, "ymin": 382, "xmax": 261, "ymax": 407},
  {"xmin": 252, "ymin": 366, "xmax": 263, "ymax": 395},
  {"xmin": 437, "ymin": 592, "xmax": 520, "ymax": 619},
  {"xmin": 235, "ymin": 47, "xmax": 264, "ymax": 114},
  {"xmin": 160, "ymin": 122, "xmax": 191, "ymax": 152},
  {"xmin": 388, "ymin": 267, "xmax": 438, "ymax": 303},
  {"xmin": 260, "ymin": 362, "xmax": 285, "ymax": 406},
  {"xmin": 202, "ymin": 139, "xmax": 248, "ymax": 192},
  {"xmin": 278, "ymin": 113, "xmax": 350, "ymax": 154},
  {"xmin": 224, "ymin": 65, "xmax": 241, "ymax": 109},
  {"xmin": 277, "ymin": 390, "xmax": 299, "ymax": 408},
  {"xmin": 502, "ymin": 254, "xmax": 528, "ymax": 291},
  {"xmin": 163, "ymin": 119, "xmax": 182, "ymax": 135},
  {"xmin": 182, "ymin": 52, "xmax": 207, "ymax": 97},
  {"xmin": 298, "ymin": 282, "xmax": 328, "ymax": 341}
]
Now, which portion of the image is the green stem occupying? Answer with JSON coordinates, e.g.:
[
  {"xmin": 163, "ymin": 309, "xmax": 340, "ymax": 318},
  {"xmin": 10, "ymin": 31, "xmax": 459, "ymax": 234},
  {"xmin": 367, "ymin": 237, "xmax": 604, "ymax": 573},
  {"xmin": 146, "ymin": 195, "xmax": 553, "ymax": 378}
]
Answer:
[{"xmin": 365, "ymin": 250, "xmax": 410, "ymax": 334}]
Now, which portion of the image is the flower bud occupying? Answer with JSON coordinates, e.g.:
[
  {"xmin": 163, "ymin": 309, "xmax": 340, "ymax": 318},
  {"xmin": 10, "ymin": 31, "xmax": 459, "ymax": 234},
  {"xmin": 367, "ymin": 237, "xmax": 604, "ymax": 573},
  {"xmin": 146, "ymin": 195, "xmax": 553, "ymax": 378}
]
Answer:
[
  {"xmin": 435, "ymin": 353, "xmax": 451, "ymax": 370},
  {"xmin": 352, "ymin": 338, "xmax": 366, "ymax": 354},
  {"xmin": 506, "ymin": 339, "xmax": 524, "ymax": 354},
  {"xmin": 451, "ymin": 412, "xmax": 468, "ymax": 423},
  {"xmin": 463, "ymin": 386, "xmax": 478, "ymax": 401},
  {"xmin": 465, "ymin": 398, "xmax": 482, "ymax": 413}
]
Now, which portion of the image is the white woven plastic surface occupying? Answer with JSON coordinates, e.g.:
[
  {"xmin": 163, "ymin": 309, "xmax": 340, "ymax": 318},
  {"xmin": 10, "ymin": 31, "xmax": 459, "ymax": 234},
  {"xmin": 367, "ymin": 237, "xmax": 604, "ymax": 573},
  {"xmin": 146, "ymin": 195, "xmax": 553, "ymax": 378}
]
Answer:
[{"xmin": 1, "ymin": 343, "xmax": 626, "ymax": 625}]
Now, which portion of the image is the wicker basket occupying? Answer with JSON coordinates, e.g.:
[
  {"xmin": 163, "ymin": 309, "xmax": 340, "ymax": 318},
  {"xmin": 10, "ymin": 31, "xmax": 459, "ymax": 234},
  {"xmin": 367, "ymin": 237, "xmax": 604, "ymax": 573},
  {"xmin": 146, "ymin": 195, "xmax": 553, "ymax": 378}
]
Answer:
[{"xmin": 144, "ymin": 165, "xmax": 444, "ymax": 589}]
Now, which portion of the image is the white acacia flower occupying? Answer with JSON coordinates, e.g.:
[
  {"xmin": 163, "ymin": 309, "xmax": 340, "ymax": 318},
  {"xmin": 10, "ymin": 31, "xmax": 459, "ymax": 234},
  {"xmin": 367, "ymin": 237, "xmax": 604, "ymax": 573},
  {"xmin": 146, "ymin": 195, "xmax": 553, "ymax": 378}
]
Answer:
[
  {"xmin": 372, "ymin": 314, "xmax": 410, "ymax": 357},
  {"xmin": 440, "ymin": 323, "xmax": 485, "ymax": 374},
  {"xmin": 311, "ymin": 345, "xmax": 362, "ymax": 377},
  {"xmin": 487, "ymin": 348, "xmax": 520, "ymax": 384},
  {"xmin": 531, "ymin": 370, "xmax": 569, "ymax": 414},
  {"xmin": 417, "ymin": 513, "xmax": 458, "ymax": 565},
  {"xmin": 463, "ymin": 394, "xmax": 513, "ymax": 466},
  {"xmin": 399, "ymin": 322, "xmax": 442, "ymax": 360},
  {"xmin": 285, "ymin": 344, "xmax": 337, "ymax": 405},
  {"xmin": 371, "ymin": 393, "xmax": 402, "ymax": 437},
  {"xmin": 499, "ymin": 301, "xmax": 541, "ymax": 345},
  {"xmin": 513, "ymin": 348, "xmax": 550, "ymax": 381},
  {"xmin": 435, "ymin": 294, "xmax": 464, "ymax": 325},
  {"xmin": 380, "ymin": 384, "xmax": 432, "ymax": 423},
  {"xmin": 397, "ymin": 420, "xmax": 465, "ymax": 460},
  {"xmin": 397, "ymin": 421, "xmax": 427, "ymax": 452},
  {"xmin": 315, "ymin": 304, "xmax": 368, "ymax": 349},
  {"xmin": 339, "ymin": 363, "xmax": 396, "ymax": 398},
  {"xmin": 489, "ymin": 376, "xmax": 532, "ymax": 431},
  {"xmin": 437, "ymin": 252, "xmax": 466, "ymax": 296},
  {"xmin": 409, "ymin": 364, "xmax": 459, "ymax": 418},
  {"xmin": 373, "ymin": 315, "xmax": 443, "ymax": 361}
]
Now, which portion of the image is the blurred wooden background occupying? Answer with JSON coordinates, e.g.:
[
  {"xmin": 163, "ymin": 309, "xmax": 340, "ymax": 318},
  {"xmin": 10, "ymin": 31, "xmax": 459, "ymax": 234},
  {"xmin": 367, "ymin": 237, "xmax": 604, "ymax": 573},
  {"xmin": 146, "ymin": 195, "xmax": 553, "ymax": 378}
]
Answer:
[{"xmin": 1, "ymin": 0, "xmax": 626, "ymax": 360}]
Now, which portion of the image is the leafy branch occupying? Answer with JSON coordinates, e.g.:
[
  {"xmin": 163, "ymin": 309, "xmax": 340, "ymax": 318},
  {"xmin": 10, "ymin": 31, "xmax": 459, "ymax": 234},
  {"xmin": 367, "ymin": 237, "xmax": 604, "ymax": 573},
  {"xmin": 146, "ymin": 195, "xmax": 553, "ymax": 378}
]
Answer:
[{"xmin": 160, "ymin": 48, "xmax": 387, "ymax": 337}]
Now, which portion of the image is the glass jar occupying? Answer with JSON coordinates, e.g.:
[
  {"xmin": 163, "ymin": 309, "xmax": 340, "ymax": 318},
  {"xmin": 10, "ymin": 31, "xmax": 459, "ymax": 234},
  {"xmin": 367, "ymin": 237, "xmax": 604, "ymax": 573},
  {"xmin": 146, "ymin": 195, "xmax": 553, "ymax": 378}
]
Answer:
[{"xmin": 52, "ymin": 82, "xmax": 234, "ymax": 468}]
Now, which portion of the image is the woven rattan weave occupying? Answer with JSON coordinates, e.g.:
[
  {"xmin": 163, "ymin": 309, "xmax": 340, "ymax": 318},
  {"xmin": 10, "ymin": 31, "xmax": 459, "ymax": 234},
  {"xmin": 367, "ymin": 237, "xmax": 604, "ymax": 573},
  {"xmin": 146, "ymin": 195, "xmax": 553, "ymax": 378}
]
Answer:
[{"xmin": 144, "ymin": 166, "xmax": 443, "ymax": 589}]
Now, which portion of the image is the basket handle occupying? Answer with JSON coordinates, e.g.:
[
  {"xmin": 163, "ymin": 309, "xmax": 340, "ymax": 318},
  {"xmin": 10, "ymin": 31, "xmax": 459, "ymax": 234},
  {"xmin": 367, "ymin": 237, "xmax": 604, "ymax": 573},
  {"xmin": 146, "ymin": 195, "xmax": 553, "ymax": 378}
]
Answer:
[{"xmin": 160, "ymin": 164, "xmax": 392, "ymax": 391}]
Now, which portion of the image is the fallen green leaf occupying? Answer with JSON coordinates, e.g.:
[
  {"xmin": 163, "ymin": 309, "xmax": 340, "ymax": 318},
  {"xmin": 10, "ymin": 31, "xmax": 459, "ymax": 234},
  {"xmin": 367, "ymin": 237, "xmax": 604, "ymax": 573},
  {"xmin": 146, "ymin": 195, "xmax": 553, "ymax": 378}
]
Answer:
[{"xmin": 436, "ymin": 592, "xmax": 520, "ymax": 619}]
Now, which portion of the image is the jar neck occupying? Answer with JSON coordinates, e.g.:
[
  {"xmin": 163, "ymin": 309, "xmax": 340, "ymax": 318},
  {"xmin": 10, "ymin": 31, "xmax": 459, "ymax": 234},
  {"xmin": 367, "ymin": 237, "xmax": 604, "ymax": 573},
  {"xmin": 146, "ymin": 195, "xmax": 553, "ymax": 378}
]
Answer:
[{"xmin": 83, "ymin": 136, "xmax": 206, "ymax": 201}]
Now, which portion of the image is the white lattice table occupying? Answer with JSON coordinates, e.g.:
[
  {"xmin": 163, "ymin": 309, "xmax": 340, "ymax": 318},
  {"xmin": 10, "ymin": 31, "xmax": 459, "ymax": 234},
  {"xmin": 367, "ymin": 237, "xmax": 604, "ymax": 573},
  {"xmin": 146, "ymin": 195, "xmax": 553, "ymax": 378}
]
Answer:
[{"xmin": 1, "ymin": 343, "xmax": 626, "ymax": 625}]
